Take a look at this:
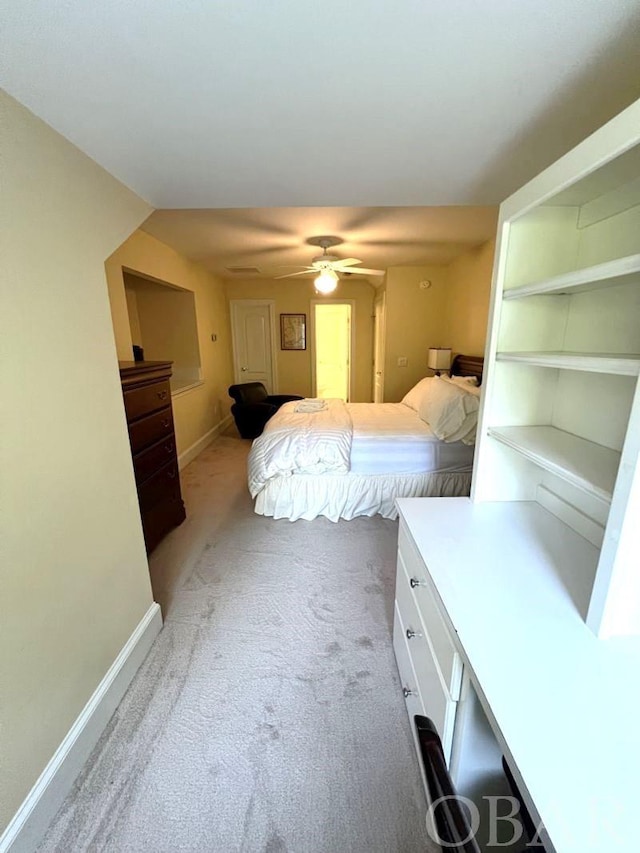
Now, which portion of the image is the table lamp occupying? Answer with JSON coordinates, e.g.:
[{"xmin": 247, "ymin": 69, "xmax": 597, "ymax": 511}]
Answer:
[{"xmin": 428, "ymin": 347, "xmax": 451, "ymax": 376}]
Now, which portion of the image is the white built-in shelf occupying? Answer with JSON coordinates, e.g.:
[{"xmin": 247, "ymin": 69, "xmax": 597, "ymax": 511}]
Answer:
[
  {"xmin": 488, "ymin": 425, "xmax": 621, "ymax": 502},
  {"xmin": 503, "ymin": 253, "xmax": 640, "ymax": 300},
  {"xmin": 496, "ymin": 351, "xmax": 640, "ymax": 376}
]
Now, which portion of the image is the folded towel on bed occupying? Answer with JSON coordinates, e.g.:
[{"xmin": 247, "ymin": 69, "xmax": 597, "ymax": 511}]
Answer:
[{"xmin": 294, "ymin": 398, "xmax": 327, "ymax": 413}]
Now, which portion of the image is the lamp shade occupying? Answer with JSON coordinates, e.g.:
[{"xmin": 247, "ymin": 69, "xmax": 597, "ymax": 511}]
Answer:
[{"xmin": 428, "ymin": 347, "xmax": 452, "ymax": 371}]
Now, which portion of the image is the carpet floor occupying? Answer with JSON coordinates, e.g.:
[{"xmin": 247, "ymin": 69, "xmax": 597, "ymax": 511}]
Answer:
[{"xmin": 38, "ymin": 434, "xmax": 432, "ymax": 853}]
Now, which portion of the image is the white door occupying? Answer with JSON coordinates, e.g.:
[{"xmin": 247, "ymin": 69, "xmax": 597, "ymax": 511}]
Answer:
[
  {"xmin": 230, "ymin": 300, "xmax": 276, "ymax": 391},
  {"xmin": 373, "ymin": 293, "xmax": 386, "ymax": 402}
]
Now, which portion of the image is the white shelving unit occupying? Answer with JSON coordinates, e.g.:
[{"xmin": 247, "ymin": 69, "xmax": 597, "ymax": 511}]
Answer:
[
  {"xmin": 495, "ymin": 351, "xmax": 640, "ymax": 376},
  {"xmin": 502, "ymin": 252, "xmax": 640, "ymax": 299},
  {"xmin": 488, "ymin": 425, "xmax": 621, "ymax": 502},
  {"xmin": 473, "ymin": 98, "xmax": 640, "ymax": 639}
]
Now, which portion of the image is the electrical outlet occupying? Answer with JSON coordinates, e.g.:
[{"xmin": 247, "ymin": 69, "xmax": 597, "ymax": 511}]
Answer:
[{"xmin": 397, "ymin": 356, "xmax": 408, "ymax": 367}]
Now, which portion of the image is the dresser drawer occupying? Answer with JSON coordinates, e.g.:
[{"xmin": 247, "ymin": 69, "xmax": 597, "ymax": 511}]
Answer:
[
  {"xmin": 393, "ymin": 603, "xmax": 427, "ymax": 718},
  {"xmin": 133, "ymin": 435, "xmax": 177, "ymax": 485},
  {"xmin": 394, "ymin": 602, "xmax": 457, "ymax": 764},
  {"xmin": 397, "ymin": 525, "xmax": 463, "ymax": 701},
  {"xmin": 123, "ymin": 379, "xmax": 172, "ymax": 421},
  {"xmin": 128, "ymin": 406, "xmax": 174, "ymax": 453},
  {"xmin": 137, "ymin": 459, "xmax": 181, "ymax": 512}
]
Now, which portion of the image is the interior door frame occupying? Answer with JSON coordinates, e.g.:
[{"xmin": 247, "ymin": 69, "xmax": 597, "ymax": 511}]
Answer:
[
  {"xmin": 310, "ymin": 299, "xmax": 356, "ymax": 400},
  {"xmin": 229, "ymin": 299, "xmax": 279, "ymax": 392},
  {"xmin": 373, "ymin": 290, "xmax": 386, "ymax": 403}
]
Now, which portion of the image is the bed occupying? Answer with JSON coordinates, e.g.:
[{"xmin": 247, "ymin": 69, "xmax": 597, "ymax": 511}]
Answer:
[{"xmin": 248, "ymin": 355, "xmax": 483, "ymax": 522}]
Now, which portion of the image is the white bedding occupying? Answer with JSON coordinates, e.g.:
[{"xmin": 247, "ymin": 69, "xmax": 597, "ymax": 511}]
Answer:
[
  {"xmin": 248, "ymin": 399, "xmax": 474, "ymax": 520},
  {"xmin": 348, "ymin": 403, "xmax": 474, "ymax": 475},
  {"xmin": 248, "ymin": 398, "xmax": 351, "ymax": 497}
]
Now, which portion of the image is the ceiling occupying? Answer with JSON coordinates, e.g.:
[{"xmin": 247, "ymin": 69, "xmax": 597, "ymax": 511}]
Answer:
[
  {"xmin": 2, "ymin": 1, "xmax": 640, "ymax": 210},
  {"xmin": 141, "ymin": 206, "xmax": 498, "ymax": 278}
]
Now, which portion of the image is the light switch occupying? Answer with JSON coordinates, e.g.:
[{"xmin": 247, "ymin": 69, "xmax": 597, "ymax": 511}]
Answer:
[{"xmin": 397, "ymin": 356, "xmax": 408, "ymax": 367}]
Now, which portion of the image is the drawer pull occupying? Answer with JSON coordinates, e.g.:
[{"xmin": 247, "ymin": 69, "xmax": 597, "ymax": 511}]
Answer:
[
  {"xmin": 402, "ymin": 687, "xmax": 414, "ymax": 698},
  {"xmin": 167, "ymin": 470, "xmax": 176, "ymax": 480},
  {"xmin": 164, "ymin": 443, "xmax": 174, "ymax": 454},
  {"xmin": 409, "ymin": 577, "xmax": 423, "ymax": 589},
  {"xmin": 161, "ymin": 418, "xmax": 171, "ymax": 428},
  {"xmin": 157, "ymin": 390, "xmax": 168, "ymax": 400},
  {"xmin": 406, "ymin": 628, "xmax": 422, "ymax": 640}
]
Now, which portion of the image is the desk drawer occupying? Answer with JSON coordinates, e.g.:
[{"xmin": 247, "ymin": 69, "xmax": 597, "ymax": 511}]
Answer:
[
  {"xmin": 394, "ymin": 602, "xmax": 457, "ymax": 764},
  {"xmin": 124, "ymin": 380, "xmax": 172, "ymax": 421},
  {"xmin": 128, "ymin": 406, "xmax": 174, "ymax": 454},
  {"xmin": 398, "ymin": 526, "xmax": 462, "ymax": 700},
  {"xmin": 133, "ymin": 435, "xmax": 177, "ymax": 485},
  {"xmin": 393, "ymin": 603, "xmax": 427, "ymax": 719}
]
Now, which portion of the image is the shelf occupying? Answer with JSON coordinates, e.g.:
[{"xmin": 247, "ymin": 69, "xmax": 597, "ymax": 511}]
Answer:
[
  {"xmin": 496, "ymin": 351, "xmax": 640, "ymax": 376},
  {"xmin": 488, "ymin": 425, "xmax": 621, "ymax": 502},
  {"xmin": 503, "ymin": 253, "xmax": 640, "ymax": 300}
]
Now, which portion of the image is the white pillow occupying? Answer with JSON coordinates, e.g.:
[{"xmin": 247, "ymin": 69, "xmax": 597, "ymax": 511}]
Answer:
[
  {"xmin": 442, "ymin": 375, "xmax": 481, "ymax": 398},
  {"xmin": 419, "ymin": 376, "xmax": 480, "ymax": 444},
  {"xmin": 446, "ymin": 374, "xmax": 478, "ymax": 387},
  {"xmin": 401, "ymin": 377, "xmax": 436, "ymax": 411}
]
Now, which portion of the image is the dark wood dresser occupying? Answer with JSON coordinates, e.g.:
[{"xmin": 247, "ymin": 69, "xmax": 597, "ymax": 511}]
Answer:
[{"xmin": 119, "ymin": 361, "xmax": 186, "ymax": 553}]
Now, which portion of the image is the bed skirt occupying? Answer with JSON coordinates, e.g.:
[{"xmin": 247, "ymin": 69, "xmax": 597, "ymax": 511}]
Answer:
[{"xmin": 254, "ymin": 470, "xmax": 472, "ymax": 522}]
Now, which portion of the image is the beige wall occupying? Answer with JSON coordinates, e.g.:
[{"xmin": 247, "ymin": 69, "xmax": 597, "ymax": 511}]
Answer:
[
  {"xmin": 382, "ymin": 244, "xmax": 495, "ymax": 401},
  {"xmin": 226, "ymin": 277, "xmax": 375, "ymax": 402},
  {"xmin": 0, "ymin": 92, "xmax": 154, "ymax": 831},
  {"xmin": 383, "ymin": 265, "xmax": 449, "ymax": 401},
  {"xmin": 105, "ymin": 231, "xmax": 234, "ymax": 457},
  {"xmin": 445, "ymin": 239, "xmax": 496, "ymax": 356}
]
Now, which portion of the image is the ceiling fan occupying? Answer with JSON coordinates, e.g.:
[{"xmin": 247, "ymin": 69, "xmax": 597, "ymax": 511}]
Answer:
[{"xmin": 275, "ymin": 236, "xmax": 384, "ymax": 293}]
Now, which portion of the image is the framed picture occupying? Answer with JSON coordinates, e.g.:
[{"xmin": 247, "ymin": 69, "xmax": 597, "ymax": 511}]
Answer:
[{"xmin": 280, "ymin": 313, "xmax": 306, "ymax": 350}]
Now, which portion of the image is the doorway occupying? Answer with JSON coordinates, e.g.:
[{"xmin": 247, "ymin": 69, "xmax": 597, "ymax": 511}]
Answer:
[
  {"xmin": 312, "ymin": 301, "xmax": 353, "ymax": 400},
  {"xmin": 230, "ymin": 300, "xmax": 277, "ymax": 392}
]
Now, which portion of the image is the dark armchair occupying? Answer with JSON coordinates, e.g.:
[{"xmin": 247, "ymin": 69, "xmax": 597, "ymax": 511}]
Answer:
[{"xmin": 228, "ymin": 382, "xmax": 303, "ymax": 439}]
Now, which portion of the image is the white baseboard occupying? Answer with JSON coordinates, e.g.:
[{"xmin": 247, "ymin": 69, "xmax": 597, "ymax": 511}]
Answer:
[
  {"xmin": 0, "ymin": 603, "xmax": 162, "ymax": 853},
  {"xmin": 177, "ymin": 414, "xmax": 233, "ymax": 470}
]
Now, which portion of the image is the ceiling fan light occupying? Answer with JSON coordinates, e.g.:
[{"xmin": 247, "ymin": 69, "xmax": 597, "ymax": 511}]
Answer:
[{"xmin": 314, "ymin": 269, "xmax": 338, "ymax": 294}]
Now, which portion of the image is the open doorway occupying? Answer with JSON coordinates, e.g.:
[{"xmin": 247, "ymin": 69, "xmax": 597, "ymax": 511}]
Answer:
[{"xmin": 312, "ymin": 301, "xmax": 353, "ymax": 400}]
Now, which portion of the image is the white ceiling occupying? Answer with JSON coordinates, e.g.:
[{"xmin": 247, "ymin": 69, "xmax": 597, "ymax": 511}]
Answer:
[
  {"xmin": 2, "ymin": 1, "xmax": 640, "ymax": 209},
  {"xmin": 141, "ymin": 206, "xmax": 498, "ymax": 278}
]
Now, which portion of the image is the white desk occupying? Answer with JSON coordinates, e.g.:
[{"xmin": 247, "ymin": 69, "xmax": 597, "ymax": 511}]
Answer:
[{"xmin": 397, "ymin": 496, "xmax": 640, "ymax": 853}]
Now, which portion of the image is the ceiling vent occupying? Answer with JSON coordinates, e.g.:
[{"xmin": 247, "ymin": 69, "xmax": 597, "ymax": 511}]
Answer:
[{"xmin": 226, "ymin": 266, "xmax": 261, "ymax": 275}]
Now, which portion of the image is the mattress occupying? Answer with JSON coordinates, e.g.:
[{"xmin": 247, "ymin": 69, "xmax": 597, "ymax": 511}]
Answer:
[{"xmin": 347, "ymin": 402, "xmax": 474, "ymax": 475}]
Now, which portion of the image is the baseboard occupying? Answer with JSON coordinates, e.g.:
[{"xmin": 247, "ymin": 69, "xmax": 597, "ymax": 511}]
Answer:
[
  {"xmin": 0, "ymin": 603, "xmax": 162, "ymax": 853},
  {"xmin": 177, "ymin": 414, "xmax": 233, "ymax": 470}
]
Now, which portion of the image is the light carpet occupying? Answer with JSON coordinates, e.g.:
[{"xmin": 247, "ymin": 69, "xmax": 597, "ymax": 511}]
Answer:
[{"xmin": 38, "ymin": 435, "xmax": 432, "ymax": 853}]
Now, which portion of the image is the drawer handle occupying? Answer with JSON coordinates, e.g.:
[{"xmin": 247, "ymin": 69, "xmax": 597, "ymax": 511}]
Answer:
[
  {"xmin": 164, "ymin": 443, "xmax": 174, "ymax": 454},
  {"xmin": 167, "ymin": 469, "xmax": 176, "ymax": 480},
  {"xmin": 161, "ymin": 418, "xmax": 171, "ymax": 428},
  {"xmin": 409, "ymin": 577, "xmax": 423, "ymax": 589},
  {"xmin": 157, "ymin": 390, "xmax": 168, "ymax": 400},
  {"xmin": 406, "ymin": 628, "xmax": 422, "ymax": 640},
  {"xmin": 402, "ymin": 687, "xmax": 414, "ymax": 698}
]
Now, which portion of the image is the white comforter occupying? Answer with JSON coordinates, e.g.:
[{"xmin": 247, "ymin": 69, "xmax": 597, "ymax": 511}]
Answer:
[{"xmin": 248, "ymin": 398, "xmax": 352, "ymax": 497}]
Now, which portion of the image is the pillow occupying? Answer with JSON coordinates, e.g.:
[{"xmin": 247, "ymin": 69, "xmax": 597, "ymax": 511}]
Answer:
[
  {"xmin": 446, "ymin": 374, "xmax": 478, "ymax": 387},
  {"xmin": 442, "ymin": 375, "xmax": 481, "ymax": 398},
  {"xmin": 418, "ymin": 376, "xmax": 480, "ymax": 444},
  {"xmin": 401, "ymin": 377, "xmax": 436, "ymax": 411}
]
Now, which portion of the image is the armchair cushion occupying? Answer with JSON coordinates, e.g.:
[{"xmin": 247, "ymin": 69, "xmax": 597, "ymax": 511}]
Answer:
[{"xmin": 228, "ymin": 382, "xmax": 303, "ymax": 439}]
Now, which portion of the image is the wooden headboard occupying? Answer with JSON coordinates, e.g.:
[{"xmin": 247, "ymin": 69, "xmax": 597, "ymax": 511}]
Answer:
[{"xmin": 450, "ymin": 354, "xmax": 484, "ymax": 385}]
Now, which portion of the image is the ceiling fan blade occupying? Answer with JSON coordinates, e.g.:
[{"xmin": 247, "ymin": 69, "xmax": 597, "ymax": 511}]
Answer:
[
  {"xmin": 332, "ymin": 258, "xmax": 362, "ymax": 268},
  {"xmin": 343, "ymin": 267, "xmax": 385, "ymax": 276},
  {"xmin": 274, "ymin": 269, "xmax": 315, "ymax": 279}
]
